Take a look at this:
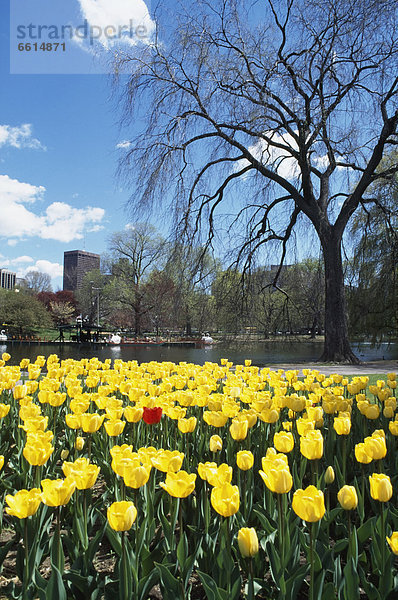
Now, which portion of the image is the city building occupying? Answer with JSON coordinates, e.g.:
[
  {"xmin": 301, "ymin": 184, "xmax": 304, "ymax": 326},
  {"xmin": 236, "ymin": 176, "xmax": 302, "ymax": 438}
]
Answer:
[
  {"xmin": 0, "ymin": 268, "xmax": 16, "ymax": 290},
  {"xmin": 63, "ymin": 250, "xmax": 100, "ymax": 291}
]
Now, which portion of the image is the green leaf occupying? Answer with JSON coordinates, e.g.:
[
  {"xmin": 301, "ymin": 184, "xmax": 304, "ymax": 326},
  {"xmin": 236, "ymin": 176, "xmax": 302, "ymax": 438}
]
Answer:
[
  {"xmin": 138, "ymin": 571, "xmax": 159, "ymax": 600},
  {"xmin": 358, "ymin": 517, "xmax": 377, "ymax": 544},
  {"xmin": 155, "ymin": 562, "xmax": 181, "ymax": 600},
  {"xmin": 105, "ymin": 524, "xmax": 122, "ymax": 557},
  {"xmin": 119, "ymin": 547, "xmax": 133, "ymax": 600},
  {"xmin": 197, "ymin": 570, "xmax": 227, "ymax": 600},
  {"xmin": 333, "ymin": 539, "xmax": 348, "ymax": 555},
  {"xmin": 46, "ymin": 565, "xmax": 67, "ymax": 600},
  {"xmin": 343, "ymin": 558, "xmax": 360, "ymax": 600},
  {"xmin": 177, "ymin": 531, "xmax": 188, "ymax": 570}
]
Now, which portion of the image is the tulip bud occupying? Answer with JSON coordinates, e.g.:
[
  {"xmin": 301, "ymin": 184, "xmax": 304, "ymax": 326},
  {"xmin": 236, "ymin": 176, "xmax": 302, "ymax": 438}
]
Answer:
[
  {"xmin": 61, "ymin": 449, "xmax": 69, "ymax": 461},
  {"xmin": 75, "ymin": 436, "xmax": 85, "ymax": 451},
  {"xmin": 210, "ymin": 435, "xmax": 223, "ymax": 452},
  {"xmin": 337, "ymin": 485, "xmax": 358, "ymax": 510},
  {"xmin": 325, "ymin": 466, "xmax": 335, "ymax": 485},
  {"xmin": 237, "ymin": 527, "xmax": 258, "ymax": 557},
  {"xmin": 387, "ymin": 532, "xmax": 398, "ymax": 555}
]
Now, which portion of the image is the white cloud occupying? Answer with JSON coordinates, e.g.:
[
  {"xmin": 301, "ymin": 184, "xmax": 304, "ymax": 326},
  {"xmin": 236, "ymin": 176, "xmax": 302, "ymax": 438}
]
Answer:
[
  {"xmin": 76, "ymin": 0, "xmax": 155, "ymax": 48},
  {"xmin": 116, "ymin": 140, "xmax": 132, "ymax": 149},
  {"xmin": 0, "ymin": 124, "xmax": 45, "ymax": 151},
  {"xmin": 0, "ymin": 174, "xmax": 105, "ymax": 243},
  {"xmin": 10, "ymin": 256, "xmax": 34, "ymax": 265},
  {"xmin": 238, "ymin": 131, "xmax": 333, "ymax": 180},
  {"xmin": 26, "ymin": 260, "xmax": 63, "ymax": 279}
]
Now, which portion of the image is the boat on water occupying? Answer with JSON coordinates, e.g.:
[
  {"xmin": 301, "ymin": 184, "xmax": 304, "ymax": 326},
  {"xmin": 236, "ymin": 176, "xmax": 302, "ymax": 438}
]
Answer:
[{"xmin": 0, "ymin": 330, "xmax": 7, "ymax": 342}]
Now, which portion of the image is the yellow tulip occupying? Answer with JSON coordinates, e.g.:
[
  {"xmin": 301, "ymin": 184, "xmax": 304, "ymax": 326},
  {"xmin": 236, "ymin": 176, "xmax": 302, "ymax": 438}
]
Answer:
[
  {"xmin": 333, "ymin": 416, "xmax": 351, "ymax": 436},
  {"xmin": 107, "ymin": 501, "xmax": 137, "ymax": 531},
  {"xmin": 211, "ymin": 483, "xmax": 240, "ymax": 517},
  {"xmin": 41, "ymin": 477, "xmax": 76, "ymax": 506},
  {"xmin": 159, "ymin": 470, "xmax": 196, "ymax": 498},
  {"xmin": 124, "ymin": 406, "xmax": 143, "ymax": 423},
  {"xmin": 0, "ymin": 455, "xmax": 4, "ymax": 471},
  {"xmin": 104, "ymin": 419, "xmax": 126, "ymax": 437},
  {"xmin": 325, "ymin": 466, "xmax": 335, "ymax": 485},
  {"xmin": 62, "ymin": 457, "xmax": 100, "ymax": 490},
  {"xmin": 237, "ymin": 527, "xmax": 259, "ymax": 557},
  {"xmin": 65, "ymin": 413, "xmax": 82, "ymax": 430},
  {"xmin": 300, "ymin": 430, "xmax": 323, "ymax": 460},
  {"xmin": 80, "ymin": 413, "xmax": 105, "ymax": 433},
  {"xmin": 5, "ymin": 488, "xmax": 41, "ymax": 519},
  {"xmin": 389, "ymin": 421, "xmax": 398, "ymax": 436},
  {"xmin": 364, "ymin": 433, "xmax": 387, "ymax": 460},
  {"xmin": 296, "ymin": 418, "xmax": 315, "ymax": 437},
  {"xmin": 337, "ymin": 485, "xmax": 358, "ymax": 510},
  {"xmin": 124, "ymin": 465, "xmax": 151, "ymax": 489},
  {"xmin": 177, "ymin": 416, "xmax": 197, "ymax": 433},
  {"xmin": 364, "ymin": 404, "xmax": 380, "ymax": 420},
  {"xmin": 13, "ymin": 385, "xmax": 28, "ymax": 400},
  {"xmin": 151, "ymin": 450, "xmax": 184, "ymax": 473},
  {"xmin": 369, "ymin": 473, "xmax": 393, "ymax": 502},
  {"xmin": 0, "ymin": 404, "xmax": 10, "ymax": 419},
  {"xmin": 273, "ymin": 431, "xmax": 294, "ymax": 453},
  {"xmin": 354, "ymin": 442, "xmax": 372, "ymax": 464},
  {"xmin": 292, "ymin": 485, "xmax": 325, "ymax": 522},
  {"xmin": 236, "ymin": 450, "xmax": 254, "ymax": 471},
  {"xmin": 387, "ymin": 532, "xmax": 398, "ymax": 555},
  {"xmin": 229, "ymin": 418, "xmax": 248, "ymax": 441},
  {"xmin": 209, "ymin": 435, "xmax": 223, "ymax": 452},
  {"xmin": 203, "ymin": 411, "xmax": 229, "ymax": 428},
  {"xmin": 259, "ymin": 464, "xmax": 292, "ymax": 494},
  {"xmin": 75, "ymin": 436, "xmax": 85, "ymax": 450},
  {"xmin": 197, "ymin": 461, "xmax": 217, "ymax": 482},
  {"xmin": 23, "ymin": 442, "xmax": 54, "ymax": 466},
  {"xmin": 206, "ymin": 463, "xmax": 233, "ymax": 487},
  {"xmin": 2, "ymin": 352, "xmax": 10, "ymax": 362}
]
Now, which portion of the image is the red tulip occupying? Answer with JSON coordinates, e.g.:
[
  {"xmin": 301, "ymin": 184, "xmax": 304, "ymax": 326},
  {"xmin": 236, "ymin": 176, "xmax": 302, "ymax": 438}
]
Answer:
[{"xmin": 143, "ymin": 407, "xmax": 163, "ymax": 424}]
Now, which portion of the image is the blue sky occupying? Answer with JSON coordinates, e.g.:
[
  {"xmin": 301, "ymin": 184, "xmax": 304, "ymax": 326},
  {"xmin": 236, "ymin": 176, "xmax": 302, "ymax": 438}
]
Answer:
[{"xmin": 1, "ymin": 0, "xmax": 157, "ymax": 290}]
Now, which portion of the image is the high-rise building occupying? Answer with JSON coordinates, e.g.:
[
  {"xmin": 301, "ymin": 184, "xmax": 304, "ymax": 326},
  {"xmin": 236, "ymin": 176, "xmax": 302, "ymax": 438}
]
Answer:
[
  {"xmin": 63, "ymin": 250, "xmax": 100, "ymax": 291},
  {"xmin": 0, "ymin": 269, "xmax": 16, "ymax": 290}
]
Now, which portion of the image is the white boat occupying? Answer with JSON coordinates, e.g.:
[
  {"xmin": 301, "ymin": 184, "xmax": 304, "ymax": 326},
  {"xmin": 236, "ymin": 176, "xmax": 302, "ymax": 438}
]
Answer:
[
  {"xmin": 0, "ymin": 330, "xmax": 7, "ymax": 342},
  {"xmin": 109, "ymin": 333, "xmax": 122, "ymax": 345},
  {"xmin": 201, "ymin": 334, "xmax": 214, "ymax": 345}
]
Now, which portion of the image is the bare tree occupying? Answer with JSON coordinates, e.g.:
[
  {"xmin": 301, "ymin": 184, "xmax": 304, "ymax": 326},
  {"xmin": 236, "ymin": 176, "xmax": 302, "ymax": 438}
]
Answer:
[
  {"xmin": 116, "ymin": 0, "xmax": 398, "ymax": 362},
  {"xmin": 24, "ymin": 271, "xmax": 52, "ymax": 294},
  {"xmin": 108, "ymin": 223, "xmax": 166, "ymax": 334}
]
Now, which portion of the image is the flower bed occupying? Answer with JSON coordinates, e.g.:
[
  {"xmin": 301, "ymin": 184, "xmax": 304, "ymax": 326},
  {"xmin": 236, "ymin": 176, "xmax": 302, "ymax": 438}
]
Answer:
[{"xmin": 0, "ymin": 353, "xmax": 397, "ymax": 599}]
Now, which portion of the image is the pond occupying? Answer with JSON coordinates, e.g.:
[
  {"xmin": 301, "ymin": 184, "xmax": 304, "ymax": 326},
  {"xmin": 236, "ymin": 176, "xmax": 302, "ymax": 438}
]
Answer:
[{"xmin": 1, "ymin": 340, "xmax": 396, "ymax": 367}]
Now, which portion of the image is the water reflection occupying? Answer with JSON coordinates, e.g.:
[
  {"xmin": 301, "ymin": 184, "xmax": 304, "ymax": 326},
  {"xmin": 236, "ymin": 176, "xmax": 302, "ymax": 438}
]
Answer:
[{"xmin": 1, "ymin": 340, "xmax": 396, "ymax": 367}]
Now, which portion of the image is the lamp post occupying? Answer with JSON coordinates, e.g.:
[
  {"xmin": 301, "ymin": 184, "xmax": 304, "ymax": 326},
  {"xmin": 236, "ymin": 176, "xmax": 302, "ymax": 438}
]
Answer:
[{"xmin": 90, "ymin": 283, "xmax": 101, "ymax": 328}]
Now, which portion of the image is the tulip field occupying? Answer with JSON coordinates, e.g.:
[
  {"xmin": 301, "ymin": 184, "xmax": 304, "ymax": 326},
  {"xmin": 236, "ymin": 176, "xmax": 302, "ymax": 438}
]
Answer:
[{"xmin": 1, "ymin": 353, "xmax": 398, "ymax": 599}]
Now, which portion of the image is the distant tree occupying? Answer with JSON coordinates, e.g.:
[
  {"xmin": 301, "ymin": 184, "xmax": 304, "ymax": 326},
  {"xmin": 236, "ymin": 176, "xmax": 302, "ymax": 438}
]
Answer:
[
  {"xmin": 117, "ymin": 0, "xmax": 398, "ymax": 362},
  {"xmin": 164, "ymin": 244, "xmax": 217, "ymax": 336},
  {"xmin": 108, "ymin": 224, "xmax": 166, "ymax": 334},
  {"xmin": 76, "ymin": 270, "xmax": 113, "ymax": 326},
  {"xmin": 24, "ymin": 271, "xmax": 52, "ymax": 294},
  {"xmin": 49, "ymin": 300, "xmax": 76, "ymax": 326},
  {"xmin": 0, "ymin": 289, "xmax": 52, "ymax": 335},
  {"xmin": 348, "ymin": 169, "xmax": 398, "ymax": 338}
]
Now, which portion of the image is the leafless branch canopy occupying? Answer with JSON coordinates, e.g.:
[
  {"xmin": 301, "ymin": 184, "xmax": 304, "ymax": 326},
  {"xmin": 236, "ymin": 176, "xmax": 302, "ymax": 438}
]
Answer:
[{"xmin": 116, "ymin": 0, "xmax": 398, "ymax": 273}]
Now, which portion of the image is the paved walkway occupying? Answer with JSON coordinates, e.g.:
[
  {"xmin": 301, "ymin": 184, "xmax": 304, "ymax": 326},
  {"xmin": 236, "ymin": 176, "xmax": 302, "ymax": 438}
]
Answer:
[{"xmin": 269, "ymin": 360, "xmax": 397, "ymax": 376}]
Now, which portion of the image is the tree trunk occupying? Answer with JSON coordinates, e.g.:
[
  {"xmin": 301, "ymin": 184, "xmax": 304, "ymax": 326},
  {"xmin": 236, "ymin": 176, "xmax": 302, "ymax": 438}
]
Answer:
[{"xmin": 319, "ymin": 233, "xmax": 360, "ymax": 363}]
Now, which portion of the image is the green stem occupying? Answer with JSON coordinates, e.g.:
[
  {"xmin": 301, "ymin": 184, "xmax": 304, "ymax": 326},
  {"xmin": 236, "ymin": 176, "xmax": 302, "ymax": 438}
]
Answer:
[
  {"xmin": 380, "ymin": 504, "xmax": 386, "ymax": 586},
  {"xmin": 23, "ymin": 518, "xmax": 29, "ymax": 595},
  {"xmin": 248, "ymin": 558, "xmax": 254, "ymax": 600},
  {"xmin": 309, "ymin": 523, "xmax": 314, "ymax": 600},
  {"xmin": 277, "ymin": 493, "xmax": 285, "ymax": 568}
]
